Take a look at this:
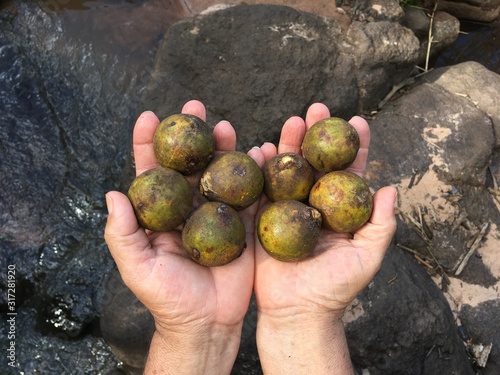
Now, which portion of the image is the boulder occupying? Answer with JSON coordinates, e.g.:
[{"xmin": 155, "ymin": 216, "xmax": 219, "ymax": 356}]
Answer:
[
  {"xmin": 424, "ymin": 0, "xmax": 500, "ymax": 23},
  {"xmin": 421, "ymin": 61, "xmax": 500, "ymax": 147},
  {"xmin": 140, "ymin": 4, "xmax": 419, "ymax": 151},
  {"xmin": 345, "ymin": 246, "xmax": 475, "ymax": 374},
  {"xmin": 366, "ymin": 61, "xmax": 500, "ymax": 374},
  {"xmin": 179, "ymin": 0, "xmax": 339, "ymax": 18}
]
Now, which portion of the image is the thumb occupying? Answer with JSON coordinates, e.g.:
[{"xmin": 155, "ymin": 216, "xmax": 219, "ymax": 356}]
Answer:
[
  {"xmin": 353, "ymin": 186, "xmax": 397, "ymax": 259},
  {"xmin": 104, "ymin": 191, "xmax": 151, "ymax": 271}
]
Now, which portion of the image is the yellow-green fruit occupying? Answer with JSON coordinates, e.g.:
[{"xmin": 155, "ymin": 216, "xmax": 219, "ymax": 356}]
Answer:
[
  {"xmin": 127, "ymin": 167, "xmax": 193, "ymax": 232},
  {"xmin": 309, "ymin": 171, "xmax": 372, "ymax": 233},
  {"xmin": 199, "ymin": 151, "xmax": 264, "ymax": 210},
  {"xmin": 258, "ymin": 200, "xmax": 322, "ymax": 262},
  {"xmin": 262, "ymin": 152, "xmax": 315, "ymax": 202},
  {"xmin": 302, "ymin": 117, "xmax": 360, "ymax": 172},
  {"xmin": 153, "ymin": 113, "xmax": 215, "ymax": 175},
  {"xmin": 182, "ymin": 202, "xmax": 246, "ymax": 267}
]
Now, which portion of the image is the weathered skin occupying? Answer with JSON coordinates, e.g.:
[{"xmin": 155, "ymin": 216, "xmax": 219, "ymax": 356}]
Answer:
[
  {"xmin": 127, "ymin": 166, "xmax": 193, "ymax": 232},
  {"xmin": 153, "ymin": 113, "xmax": 215, "ymax": 175},
  {"xmin": 182, "ymin": 201, "xmax": 246, "ymax": 267},
  {"xmin": 309, "ymin": 171, "xmax": 372, "ymax": 233},
  {"xmin": 302, "ymin": 117, "xmax": 360, "ymax": 172},
  {"xmin": 199, "ymin": 151, "xmax": 264, "ymax": 210},
  {"xmin": 262, "ymin": 152, "xmax": 315, "ymax": 202},
  {"xmin": 257, "ymin": 200, "xmax": 322, "ymax": 262}
]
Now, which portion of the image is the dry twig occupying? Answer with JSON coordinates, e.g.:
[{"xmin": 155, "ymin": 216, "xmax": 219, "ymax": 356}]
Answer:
[
  {"xmin": 424, "ymin": 1, "xmax": 439, "ymax": 72},
  {"xmin": 454, "ymin": 223, "xmax": 489, "ymax": 276}
]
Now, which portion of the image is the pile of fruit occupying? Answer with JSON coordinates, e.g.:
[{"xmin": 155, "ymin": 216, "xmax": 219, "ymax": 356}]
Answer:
[{"xmin": 127, "ymin": 113, "xmax": 373, "ymax": 266}]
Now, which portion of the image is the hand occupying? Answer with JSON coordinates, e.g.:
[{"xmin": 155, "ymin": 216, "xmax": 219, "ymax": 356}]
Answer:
[
  {"xmin": 253, "ymin": 103, "xmax": 397, "ymax": 374},
  {"xmin": 104, "ymin": 100, "xmax": 265, "ymax": 374}
]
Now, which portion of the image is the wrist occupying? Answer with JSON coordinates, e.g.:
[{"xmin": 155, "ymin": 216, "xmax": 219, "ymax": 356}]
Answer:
[
  {"xmin": 256, "ymin": 312, "xmax": 354, "ymax": 375},
  {"xmin": 144, "ymin": 322, "xmax": 242, "ymax": 375}
]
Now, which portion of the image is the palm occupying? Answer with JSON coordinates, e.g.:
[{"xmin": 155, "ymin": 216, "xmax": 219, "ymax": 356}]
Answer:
[
  {"xmin": 254, "ymin": 226, "xmax": 386, "ymax": 316},
  {"xmin": 105, "ymin": 101, "xmax": 260, "ymax": 331},
  {"xmin": 126, "ymin": 228, "xmax": 255, "ymax": 327},
  {"xmin": 253, "ymin": 103, "xmax": 395, "ymax": 318}
]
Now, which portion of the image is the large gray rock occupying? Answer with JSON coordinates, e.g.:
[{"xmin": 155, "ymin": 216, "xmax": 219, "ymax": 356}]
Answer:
[
  {"xmin": 345, "ymin": 246, "xmax": 475, "ymax": 374},
  {"xmin": 421, "ymin": 61, "xmax": 500, "ymax": 147},
  {"xmin": 425, "ymin": 0, "xmax": 500, "ymax": 23},
  {"xmin": 365, "ymin": 61, "xmax": 500, "ymax": 374},
  {"xmin": 141, "ymin": 4, "xmax": 419, "ymax": 151}
]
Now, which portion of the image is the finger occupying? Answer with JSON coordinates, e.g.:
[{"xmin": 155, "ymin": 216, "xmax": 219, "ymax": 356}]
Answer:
[
  {"xmin": 354, "ymin": 186, "xmax": 397, "ymax": 258},
  {"xmin": 133, "ymin": 111, "xmax": 161, "ymax": 176},
  {"xmin": 104, "ymin": 191, "xmax": 153, "ymax": 273},
  {"xmin": 247, "ymin": 146, "xmax": 267, "ymax": 169},
  {"xmin": 260, "ymin": 142, "xmax": 277, "ymax": 162},
  {"xmin": 346, "ymin": 116, "xmax": 371, "ymax": 177},
  {"xmin": 277, "ymin": 116, "xmax": 307, "ymax": 155},
  {"xmin": 214, "ymin": 120, "xmax": 237, "ymax": 152},
  {"xmin": 181, "ymin": 99, "xmax": 206, "ymax": 121},
  {"xmin": 305, "ymin": 102, "xmax": 331, "ymax": 129}
]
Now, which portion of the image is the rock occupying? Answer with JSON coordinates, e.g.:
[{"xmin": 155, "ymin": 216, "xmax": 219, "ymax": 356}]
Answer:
[
  {"xmin": 421, "ymin": 61, "xmax": 500, "ymax": 147},
  {"xmin": 141, "ymin": 4, "xmax": 357, "ymax": 151},
  {"xmin": 367, "ymin": 85, "xmax": 495, "ymax": 188},
  {"xmin": 342, "ymin": 20, "xmax": 419, "ymax": 111},
  {"xmin": 402, "ymin": 4, "xmax": 432, "ymax": 39},
  {"xmin": 460, "ymin": 300, "xmax": 500, "ymax": 374},
  {"xmin": 141, "ymin": 4, "xmax": 419, "ymax": 151},
  {"xmin": 348, "ymin": 0, "xmax": 405, "ymax": 22},
  {"xmin": 0, "ymin": 1, "xmax": 172, "ymax": 373},
  {"xmin": 413, "ymin": 10, "xmax": 460, "ymax": 67},
  {"xmin": 365, "ymin": 61, "xmax": 500, "ymax": 375},
  {"xmin": 423, "ymin": 0, "xmax": 500, "ymax": 23},
  {"xmin": 100, "ymin": 269, "xmax": 155, "ymax": 370},
  {"xmin": 345, "ymin": 246, "xmax": 475, "ymax": 374},
  {"xmin": 180, "ymin": 0, "xmax": 339, "ymax": 19}
]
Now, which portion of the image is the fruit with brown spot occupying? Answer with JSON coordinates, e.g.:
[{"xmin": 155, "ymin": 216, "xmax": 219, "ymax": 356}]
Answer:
[
  {"xmin": 302, "ymin": 117, "xmax": 360, "ymax": 173},
  {"xmin": 127, "ymin": 166, "xmax": 193, "ymax": 232},
  {"xmin": 309, "ymin": 171, "xmax": 372, "ymax": 233},
  {"xmin": 182, "ymin": 201, "xmax": 246, "ymax": 266},
  {"xmin": 262, "ymin": 152, "xmax": 315, "ymax": 202},
  {"xmin": 153, "ymin": 113, "xmax": 215, "ymax": 175},
  {"xmin": 257, "ymin": 200, "xmax": 322, "ymax": 262},
  {"xmin": 199, "ymin": 151, "xmax": 264, "ymax": 210}
]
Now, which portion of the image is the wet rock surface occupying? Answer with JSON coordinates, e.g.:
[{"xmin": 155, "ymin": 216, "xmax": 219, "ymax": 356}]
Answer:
[
  {"xmin": 0, "ymin": 1, "xmax": 178, "ymax": 372},
  {"xmin": 1, "ymin": 1, "xmax": 499, "ymax": 374}
]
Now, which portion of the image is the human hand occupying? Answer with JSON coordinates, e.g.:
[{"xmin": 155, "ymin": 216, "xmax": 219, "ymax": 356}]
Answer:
[
  {"xmin": 104, "ymin": 100, "xmax": 265, "ymax": 374},
  {"xmin": 253, "ymin": 103, "xmax": 397, "ymax": 374}
]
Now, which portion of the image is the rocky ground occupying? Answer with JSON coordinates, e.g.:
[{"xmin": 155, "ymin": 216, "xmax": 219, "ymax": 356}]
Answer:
[{"xmin": 1, "ymin": 1, "xmax": 499, "ymax": 374}]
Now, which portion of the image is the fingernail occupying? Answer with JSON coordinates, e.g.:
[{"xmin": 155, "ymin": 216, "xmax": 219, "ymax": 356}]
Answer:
[
  {"xmin": 252, "ymin": 146, "xmax": 260, "ymax": 149},
  {"xmin": 105, "ymin": 193, "xmax": 113, "ymax": 215}
]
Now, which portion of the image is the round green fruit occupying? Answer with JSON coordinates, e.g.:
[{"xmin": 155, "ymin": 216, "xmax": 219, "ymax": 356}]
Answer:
[
  {"xmin": 182, "ymin": 202, "xmax": 246, "ymax": 267},
  {"xmin": 302, "ymin": 117, "xmax": 360, "ymax": 172},
  {"xmin": 262, "ymin": 152, "xmax": 315, "ymax": 202},
  {"xmin": 309, "ymin": 171, "xmax": 372, "ymax": 233},
  {"xmin": 127, "ymin": 166, "xmax": 193, "ymax": 232},
  {"xmin": 199, "ymin": 151, "xmax": 264, "ymax": 210},
  {"xmin": 258, "ymin": 200, "xmax": 322, "ymax": 262},
  {"xmin": 153, "ymin": 113, "xmax": 215, "ymax": 175}
]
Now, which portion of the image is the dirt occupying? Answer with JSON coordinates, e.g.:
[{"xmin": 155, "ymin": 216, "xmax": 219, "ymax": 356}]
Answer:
[{"xmin": 393, "ymin": 151, "xmax": 500, "ymax": 329}]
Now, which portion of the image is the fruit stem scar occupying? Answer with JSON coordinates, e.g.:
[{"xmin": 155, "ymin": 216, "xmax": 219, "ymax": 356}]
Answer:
[{"xmin": 192, "ymin": 248, "xmax": 201, "ymax": 259}]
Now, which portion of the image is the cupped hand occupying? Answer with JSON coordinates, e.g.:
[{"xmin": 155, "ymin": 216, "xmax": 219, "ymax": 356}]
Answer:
[
  {"xmin": 104, "ymin": 100, "xmax": 263, "ymax": 335},
  {"xmin": 253, "ymin": 103, "xmax": 397, "ymax": 321}
]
